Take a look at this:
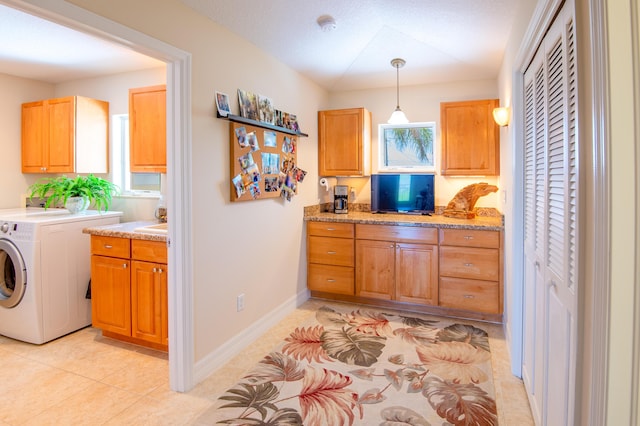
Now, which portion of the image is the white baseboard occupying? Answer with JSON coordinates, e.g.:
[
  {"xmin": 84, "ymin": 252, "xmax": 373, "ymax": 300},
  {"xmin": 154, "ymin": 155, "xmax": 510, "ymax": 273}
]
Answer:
[{"xmin": 193, "ymin": 289, "xmax": 310, "ymax": 384}]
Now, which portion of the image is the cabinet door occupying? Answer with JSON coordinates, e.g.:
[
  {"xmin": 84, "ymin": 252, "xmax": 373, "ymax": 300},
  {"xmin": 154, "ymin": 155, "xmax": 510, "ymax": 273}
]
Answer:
[
  {"xmin": 355, "ymin": 239, "xmax": 394, "ymax": 300},
  {"xmin": 91, "ymin": 255, "xmax": 131, "ymax": 335},
  {"xmin": 21, "ymin": 101, "xmax": 46, "ymax": 173},
  {"xmin": 46, "ymin": 96, "xmax": 75, "ymax": 173},
  {"xmin": 130, "ymin": 85, "xmax": 167, "ymax": 173},
  {"xmin": 440, "ymin": 99, "xmax": 499, "ymax": 176},
  {"xmin": 131, "ymin": 260, "xmax": 166, "ymax": 344},
  {"xmin": 318, "ymin": 108, "xmax": 371, "ymax": 176},
  {"xmin": 395, "ymin": 243, "xmax": 439, "ymax": 305}
]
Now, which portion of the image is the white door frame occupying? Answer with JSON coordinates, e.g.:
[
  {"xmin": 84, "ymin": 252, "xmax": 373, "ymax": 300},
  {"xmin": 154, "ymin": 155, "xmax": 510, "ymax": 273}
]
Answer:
[{"xmin": 2, "ymin": 0, "xmax": 195, "ymax": 391}]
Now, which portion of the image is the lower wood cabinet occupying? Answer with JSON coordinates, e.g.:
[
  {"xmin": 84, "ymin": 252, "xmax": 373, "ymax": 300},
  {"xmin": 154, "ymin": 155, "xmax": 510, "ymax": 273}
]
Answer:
[
  {"xmin": 438, "ymin": 229, "xmax": 502, "ymax": 314},
  {"xmin": 91, "ymin": 235, "xmax": 168, "ymax": 351},
  {"xmin": 355, "ymin": 224, "xmax": 439, "ymax": 305},
  {"xmin": 306, "ymin": 222, "xmax": 354, "ymax": 295},
  {"xmin": 306, "ymin": 220, "xmax": 503, "ymax": 321}
]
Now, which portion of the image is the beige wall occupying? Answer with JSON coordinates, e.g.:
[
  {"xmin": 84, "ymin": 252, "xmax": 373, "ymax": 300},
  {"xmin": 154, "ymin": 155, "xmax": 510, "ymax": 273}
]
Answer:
[
  {"xmin": 67, "ymin": 0, "xmax": 329, "ymax": 362},
  {"xmin": 0, "ymin": 73, "xmax": 54, "ymax": 208},
  {"xmin": 327, "ymin": 80, "xmax": 501, "ymax": 209}
]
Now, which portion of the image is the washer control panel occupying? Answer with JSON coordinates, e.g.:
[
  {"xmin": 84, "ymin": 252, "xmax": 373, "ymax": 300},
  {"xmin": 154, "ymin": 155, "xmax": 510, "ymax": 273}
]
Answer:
[{"xmin": 0, "ymin": 222, "xmax": 35, "ymax": 240}]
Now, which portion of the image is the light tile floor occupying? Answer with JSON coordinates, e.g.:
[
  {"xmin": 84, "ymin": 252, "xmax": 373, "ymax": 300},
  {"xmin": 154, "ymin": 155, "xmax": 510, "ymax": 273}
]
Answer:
[{"xmin": 0, "ymin": 299, "xmax": 533, "ymax": 425}]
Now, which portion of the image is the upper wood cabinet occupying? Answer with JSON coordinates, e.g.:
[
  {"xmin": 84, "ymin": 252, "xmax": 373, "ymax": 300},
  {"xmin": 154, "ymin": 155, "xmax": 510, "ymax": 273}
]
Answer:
[
  {"xmin": 318, "ymin": 107, "xmax": 371, "ymax": 176},
  {"xmin": 21, "ymin": 96, "xmax": 109, "ymax": 174},
  {"xmin": 129, "ymin": 85, "xmax": 166, "ymax": 173},
  {"xmin": 440, "ymin": 99, "xmax": 499, "ymax": 176}
]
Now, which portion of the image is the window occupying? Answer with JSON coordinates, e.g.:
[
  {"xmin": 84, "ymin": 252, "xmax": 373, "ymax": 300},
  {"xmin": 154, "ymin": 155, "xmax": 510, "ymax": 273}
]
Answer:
[
  {"xmin": 378, "ymin": 122, "xmax": 436, "ymax": 172},
  {"xmin": 112, "ymin": 114, "xmax": 161, "ymax": 194}
]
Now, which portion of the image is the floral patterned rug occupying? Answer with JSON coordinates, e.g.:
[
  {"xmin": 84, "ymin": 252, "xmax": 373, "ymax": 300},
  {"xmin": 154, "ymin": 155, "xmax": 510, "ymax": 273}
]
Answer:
[{"xmin": 212, "ymin": 305, "xmax": 498, "ymax": 425}]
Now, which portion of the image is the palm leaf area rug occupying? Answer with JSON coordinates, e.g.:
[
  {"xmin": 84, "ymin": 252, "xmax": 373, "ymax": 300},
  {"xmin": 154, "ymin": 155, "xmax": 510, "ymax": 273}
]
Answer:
[{"xmin": 212, "ymin": 305, "xmax": 497, "ymax": 426}]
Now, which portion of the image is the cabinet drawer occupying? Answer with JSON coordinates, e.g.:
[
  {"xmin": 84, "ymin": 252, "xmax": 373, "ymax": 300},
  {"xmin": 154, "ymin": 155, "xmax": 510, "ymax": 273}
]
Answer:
[
  {"xmin": 307, "ymin": 221, "xmax": 354, "ymax": 238},
  {"xmin": 308, "ymin": 236, "xmax": 354, "ymax": 267},
  {"xmin": 91, "ymin": 235, "xmax": 130, "ymax": 258},
  {"xmin": 439, "ymin": 277, "xmax": 500, "ymax": 313},
  {"xmin": 308, "ymin": 264, "xmax": 354, "ymax": 295},
  {"xmin": 440, "ymin": 246, "xmax": 499, "ymax": 281},
  {"xmin": 439, "ymin": 229, "xmax": 500, "ymax": 248},
  {"xmin": 131, "ymin": 239, "xmax": 168, "ymax": 263},
  {"xmin": 356, "ymin": 224, "xmax": 437, "ymax": 244}
]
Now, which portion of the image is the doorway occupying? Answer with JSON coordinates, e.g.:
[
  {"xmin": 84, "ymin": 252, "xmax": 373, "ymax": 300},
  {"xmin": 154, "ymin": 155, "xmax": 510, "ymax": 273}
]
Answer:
[{"xmin": 2, "ymin": 0, "xmax": 194, "ymax": 391}]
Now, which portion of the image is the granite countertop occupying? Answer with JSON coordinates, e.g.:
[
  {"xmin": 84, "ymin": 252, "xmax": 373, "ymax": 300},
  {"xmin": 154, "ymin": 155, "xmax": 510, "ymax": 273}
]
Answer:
[
  {"xmin": 304, "ymin": 210, "xmax": 504, "ymax": 231},
  {"xmin": 83, "ymin": 220, "xmax": 168, "ymax": 242}
]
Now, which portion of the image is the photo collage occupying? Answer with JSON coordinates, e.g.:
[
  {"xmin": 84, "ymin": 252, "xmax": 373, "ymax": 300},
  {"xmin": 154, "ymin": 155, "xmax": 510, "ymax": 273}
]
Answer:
[
  {"xmin": 231, "ymin": 124, "xmax": 306, "ymax": 202},
  {"xmin": 237, "ymin": 89, "xmax": 300, "ymax": 133}
]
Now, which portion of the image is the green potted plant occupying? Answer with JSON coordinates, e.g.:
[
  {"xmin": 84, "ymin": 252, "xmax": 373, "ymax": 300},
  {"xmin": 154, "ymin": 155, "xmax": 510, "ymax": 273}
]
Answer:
[{"xmin": 28, "ymin": 174, "xmax": 119, "ymax": 213}]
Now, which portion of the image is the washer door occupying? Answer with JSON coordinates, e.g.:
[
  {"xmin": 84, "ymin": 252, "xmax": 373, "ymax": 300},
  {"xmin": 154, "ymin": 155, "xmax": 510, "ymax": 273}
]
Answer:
[{"xmin": 0, "ymin": 239, "xmax": 27, "ymax": 308}]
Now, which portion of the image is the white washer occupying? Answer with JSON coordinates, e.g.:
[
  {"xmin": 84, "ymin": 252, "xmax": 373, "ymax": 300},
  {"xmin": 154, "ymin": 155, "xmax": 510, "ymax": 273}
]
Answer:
[{"xmin": 0, "ymin": 208, "xmax": 122, "ymax": 344}]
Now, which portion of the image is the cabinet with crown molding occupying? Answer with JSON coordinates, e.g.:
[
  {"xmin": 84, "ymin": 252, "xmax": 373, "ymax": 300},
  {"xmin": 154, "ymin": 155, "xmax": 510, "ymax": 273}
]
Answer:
[
  {"xmin": 440, "ymin": 99, "xmax": 500, "ymax": 176},
  {"xmin": 318, "ymin": 107, "xmax": 371, "ymax": 176},
  {"xmin": 21, "ymin": 96, "xmax": 109, "ymax": 173}
]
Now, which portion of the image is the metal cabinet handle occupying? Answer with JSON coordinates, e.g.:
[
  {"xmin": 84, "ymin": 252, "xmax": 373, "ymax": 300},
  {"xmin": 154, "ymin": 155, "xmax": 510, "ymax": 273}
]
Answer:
[
  {"xmin": 104, "ymin": 244, "xmax": 113, "ymax": 249},
  {"xmin": 123, "ymin": 263, "xmax": 128, "ymax": 269},
  {"xmin": 463, "ymin": 295, "xmax": 475, "ymax": 299},
  {"xmin": 463, "ymin": 235, "xmax": 474, "ymax": 240},
  {"xmin": 327, "ymin": 279, "xmax": 336, "ymax": 282},
  {"xmin": 327, "ymin": 251, "xmax": 337, "ymax": 255},
  {"xmin": 326, "ymin": 227, "xmax": 335, "ymax": 231},
  {"xmin": 157, "ymin": 268, "xmax": 164, "ymax": 273},
  {"xmin": 463, "ymin": 263, "xmax": 474, "ymax": 267}
]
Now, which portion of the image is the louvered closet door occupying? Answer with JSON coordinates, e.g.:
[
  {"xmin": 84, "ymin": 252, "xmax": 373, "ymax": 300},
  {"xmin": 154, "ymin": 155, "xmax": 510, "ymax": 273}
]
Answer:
[{"xmin": 522, "ymin": 1, "xmax": 578, "ymax": 425}]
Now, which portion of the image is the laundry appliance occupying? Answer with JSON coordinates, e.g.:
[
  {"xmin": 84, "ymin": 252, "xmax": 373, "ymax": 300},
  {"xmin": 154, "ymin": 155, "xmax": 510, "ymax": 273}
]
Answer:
[{"xmin": 0, "ymin": 208, "xmax": 122, "ymax": 344}]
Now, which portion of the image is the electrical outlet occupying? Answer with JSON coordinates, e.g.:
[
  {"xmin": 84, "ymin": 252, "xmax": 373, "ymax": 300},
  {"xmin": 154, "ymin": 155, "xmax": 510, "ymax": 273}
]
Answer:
[{"xmin": 237, "ymin": 293, "xmax": 245, "ymax": 312}]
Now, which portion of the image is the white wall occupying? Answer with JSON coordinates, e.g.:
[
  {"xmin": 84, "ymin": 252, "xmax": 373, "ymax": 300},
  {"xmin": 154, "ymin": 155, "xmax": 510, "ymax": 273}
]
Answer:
[
  {"xmin": 328, "ymin": 80, "xmax": 501, "ymax": 209},
  {"xmin": 0, "ymin": 73, "xmax": 54, "ymax": 208},
  {"xmin": 67, "ymin": 0, "xmax": 329, "ymax": 362}
]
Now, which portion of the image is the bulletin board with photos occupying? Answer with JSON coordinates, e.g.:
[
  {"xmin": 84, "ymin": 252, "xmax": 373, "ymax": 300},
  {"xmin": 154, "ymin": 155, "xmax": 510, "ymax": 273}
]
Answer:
[{"xmin": 229, "ymin": 121, "xmax": 307, "ymax": 202}]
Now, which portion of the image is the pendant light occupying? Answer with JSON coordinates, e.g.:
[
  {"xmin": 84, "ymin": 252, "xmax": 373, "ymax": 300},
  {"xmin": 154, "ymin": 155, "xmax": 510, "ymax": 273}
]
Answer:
[{"xmin": 388, "ymin": 58, "xmax": 409, "ymax": 124}]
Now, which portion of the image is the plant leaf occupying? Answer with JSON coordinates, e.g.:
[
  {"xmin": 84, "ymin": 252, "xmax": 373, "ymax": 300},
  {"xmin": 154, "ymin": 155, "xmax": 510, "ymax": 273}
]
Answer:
[
  {"xmin": 358, "ymin": 387, "xmax": 386, "ymax": 404},
  {"xmin": 344, "ymin": 309, "xmax": 394, "ymax": 337},
  {"xmin": 244, "ymin": 352, "xmax": 305, "ymax": 384},
  {"xmin": 384, "ymin": 368, "xmax": 404, "ymax": 390},
  {"xmin": 380, "ymin": 406, "xmax": 431, "ymax": 425},
  {"xmin": 218, "ymin": 382, "xmax": 279, "ymax": 419},
  {"xmin": 423, "ymin": 376, "xmax": 497, "ymax": 426},
  {"xmin": 416, "ymin": 342, "xmax": 490, "ymax": 384},
  {"xmin": 394, "ymin": 326, "xmax": 440, "ymax": 346},
  {"xmin": 321, "ymin": 327, "xmax": 385, "ymax": 366},
  {"xmin": 298, "ymin": 367, "xmax": 358, "ymax": 426},
  {"xmin": 315, "ymin": 306, "xmax": 348, "ymax": 327},
  {"xmin": 282, "ymin": 325, "xmax": 331, "ymax": 363},
  {"xmin": 438, "ymin": 324, "xmax": 490, "ymax": 352}
]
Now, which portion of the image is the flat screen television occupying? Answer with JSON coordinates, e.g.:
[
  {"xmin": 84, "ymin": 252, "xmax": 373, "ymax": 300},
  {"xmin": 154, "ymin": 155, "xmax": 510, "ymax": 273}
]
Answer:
[{"xmin": 371, "ymin": 173, "xmax": 435, "ymax": 214}]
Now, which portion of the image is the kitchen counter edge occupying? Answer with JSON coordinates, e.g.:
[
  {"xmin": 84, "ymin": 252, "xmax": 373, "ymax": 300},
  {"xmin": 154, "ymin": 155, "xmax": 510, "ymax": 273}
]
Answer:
[
  {"xmin": 83, "ymin": 220, "xmax": 167, "ymax": 242},
  {"xmin": 304, "ymin": 211, "xmax": 504, "ymax": 231}
]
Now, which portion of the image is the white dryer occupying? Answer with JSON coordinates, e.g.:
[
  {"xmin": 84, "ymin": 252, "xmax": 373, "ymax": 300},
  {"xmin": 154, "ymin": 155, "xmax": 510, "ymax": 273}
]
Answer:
[{"xmin": 0, "ymin": 208, "xmax": 122, "ymax": 344}]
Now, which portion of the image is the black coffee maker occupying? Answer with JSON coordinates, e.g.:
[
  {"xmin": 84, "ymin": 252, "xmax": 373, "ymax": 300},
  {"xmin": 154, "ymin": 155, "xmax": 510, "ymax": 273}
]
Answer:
[{"xmin": 334, "ymin": 185, "xmax": 348, "ymax": 214}]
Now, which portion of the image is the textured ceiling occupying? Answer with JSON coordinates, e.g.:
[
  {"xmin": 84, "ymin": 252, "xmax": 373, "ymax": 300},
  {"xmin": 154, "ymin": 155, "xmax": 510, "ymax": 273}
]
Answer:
[
  {"xmin": 0, "ymin": 1, "xmax": 523, "ymax": 90},
  {"xmin": 0, "ymin": 4, "xmax": 164, "ymax": 84},
  {"xmin": 179, "ymin": 0, "xmax": 524, "ymax": 91}
]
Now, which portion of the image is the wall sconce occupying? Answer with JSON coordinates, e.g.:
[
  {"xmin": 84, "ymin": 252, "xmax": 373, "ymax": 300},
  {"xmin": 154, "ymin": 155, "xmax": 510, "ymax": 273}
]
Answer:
[{"xmin": 492, "ymin": 107, "xmax": 510, "ymax": 127}]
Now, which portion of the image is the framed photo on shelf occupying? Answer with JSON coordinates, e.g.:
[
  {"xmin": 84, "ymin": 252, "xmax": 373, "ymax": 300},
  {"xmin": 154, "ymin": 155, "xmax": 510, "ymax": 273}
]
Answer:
[
  {"xmin": 215, "ymin": 91, "xmax": 231, "ymax": 117},
  {"xmin": 238, "ymin": 89, "xmax": 258, "ymax": 120},
  {"xmin": 258, "ymin": 94, "xmax": 275, "ymax": 124}
]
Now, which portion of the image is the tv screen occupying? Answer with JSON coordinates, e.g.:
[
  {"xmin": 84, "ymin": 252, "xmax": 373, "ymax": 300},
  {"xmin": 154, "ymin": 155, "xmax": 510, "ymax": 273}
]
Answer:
[{"xmin": 371, "ymin": 174, "xmax": 435, "ymax": 213}]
